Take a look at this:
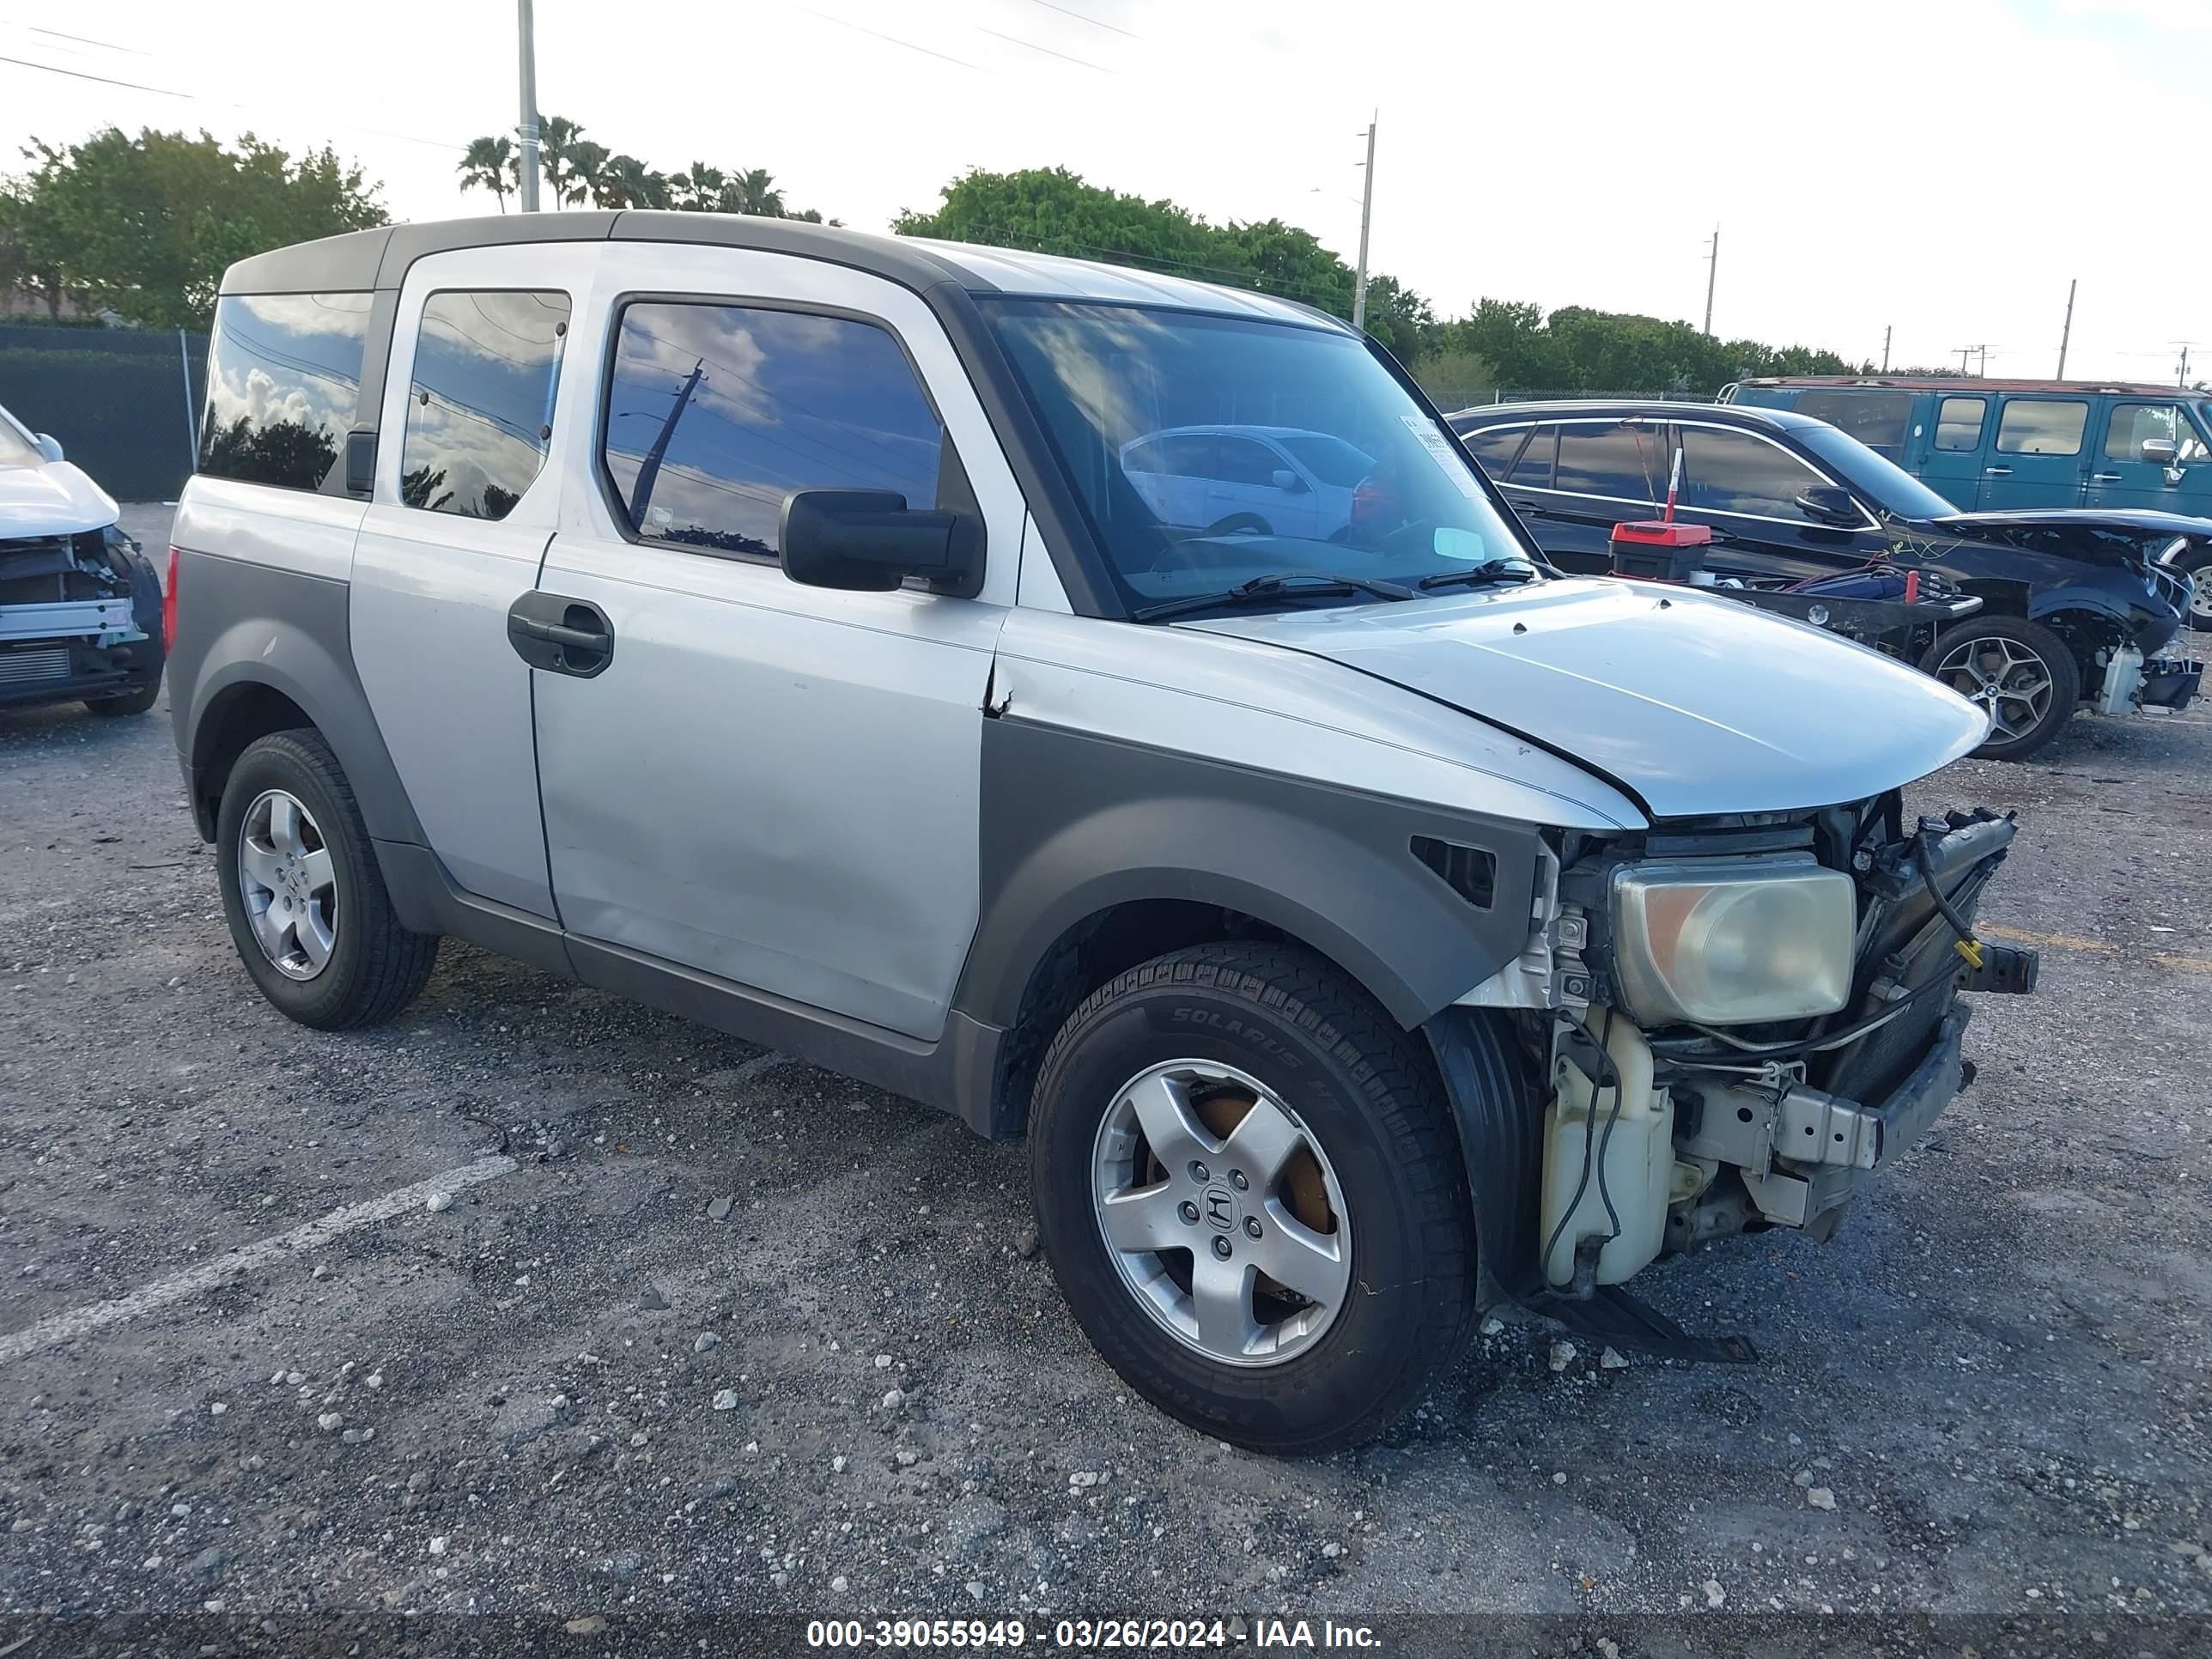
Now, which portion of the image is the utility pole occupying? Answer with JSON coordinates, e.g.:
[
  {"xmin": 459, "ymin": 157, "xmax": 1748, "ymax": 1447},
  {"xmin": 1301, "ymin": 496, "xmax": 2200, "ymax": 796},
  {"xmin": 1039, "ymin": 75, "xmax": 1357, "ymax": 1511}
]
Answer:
[
  {"xmin": 516, "ymin": 0, "xmax": 542, "ymax": 212},
  {"xmin": 632, "ymin": 362, "xmax": 704, "ymax": 521},
  {"xmin": 2055, "ymin": 278, "xmax": 2075, "ymax": 380},
  {"xmin": 1351, "ymin": 113, "xmax": 1376, "ymax": 332},
  {"xmin": 1881, "ymin": 325, "xmax": 1891, "ymax": 373},
  {"xmin": 1955, "ymin": 347, "xmax": 1972, "ymax": 374},
  {"xmin": 1702, "ymin": 227, "xmax": 1719, "ymax": 337},
  {"xmin": 2182, "ymin": 344, "xmax": 2193, "ymax": 390}
]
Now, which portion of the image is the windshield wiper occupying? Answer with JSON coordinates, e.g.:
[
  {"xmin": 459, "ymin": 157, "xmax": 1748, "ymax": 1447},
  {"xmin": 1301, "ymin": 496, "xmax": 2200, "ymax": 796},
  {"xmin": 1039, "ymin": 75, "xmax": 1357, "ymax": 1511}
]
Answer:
[
  {"xmin": 1131, "ymin": 571, "xmax": 1417, "ymax": 623},
  {"xmin": 1416, "ymin": 558, "xmax": 1540, "ymax": 592}
]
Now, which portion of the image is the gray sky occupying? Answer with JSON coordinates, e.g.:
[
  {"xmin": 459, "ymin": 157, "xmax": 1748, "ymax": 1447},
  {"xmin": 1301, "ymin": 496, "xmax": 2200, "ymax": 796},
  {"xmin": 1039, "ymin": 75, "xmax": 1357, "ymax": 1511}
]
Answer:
[{"xmin": 3, "ymin": 0, "xmax": 2206, "ymax": 383}]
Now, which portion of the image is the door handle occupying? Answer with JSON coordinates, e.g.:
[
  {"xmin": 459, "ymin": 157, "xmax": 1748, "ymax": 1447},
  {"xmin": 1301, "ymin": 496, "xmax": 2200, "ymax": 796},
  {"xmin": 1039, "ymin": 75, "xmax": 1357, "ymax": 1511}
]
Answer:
[
  {"xmin": 1983, "ymin": 465, "xmax": 2013, "ymax": 476},
  {"xmin": 513, "ymin": 616, "xmax": 611, "ymax": 653},
  {"xmin": 2089, "ymin": 471, "xmax": 2123, "ymax": 483},
  {"xmin": 507, "ymin": 592, "xmax": 614, "ymax": 678}
]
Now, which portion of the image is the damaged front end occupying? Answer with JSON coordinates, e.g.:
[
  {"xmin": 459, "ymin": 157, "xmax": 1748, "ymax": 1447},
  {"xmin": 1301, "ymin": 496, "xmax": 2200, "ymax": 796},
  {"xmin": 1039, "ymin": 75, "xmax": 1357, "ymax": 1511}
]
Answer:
[
  {"xmin": 0, "ymin": 526, "xmax": 161, "ymax": 708},
  {"xmin": 1431, "ymin": 795, "xmax": 2034, "ymax": 1364}
]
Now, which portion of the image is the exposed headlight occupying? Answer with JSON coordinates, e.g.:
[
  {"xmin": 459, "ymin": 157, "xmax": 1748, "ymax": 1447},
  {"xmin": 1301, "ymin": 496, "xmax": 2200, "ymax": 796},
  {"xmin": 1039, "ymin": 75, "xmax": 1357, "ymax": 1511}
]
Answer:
[{"xmin": 1610, "ymin": 855, "xmax": 1855, "ymax": 1026}]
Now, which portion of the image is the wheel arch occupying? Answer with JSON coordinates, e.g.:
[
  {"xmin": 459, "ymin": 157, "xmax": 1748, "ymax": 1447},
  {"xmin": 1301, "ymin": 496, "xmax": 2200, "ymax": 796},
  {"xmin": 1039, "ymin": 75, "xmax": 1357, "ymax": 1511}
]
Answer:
[{"xmin": 182, "ymin": 617, "xmax": 424, "ymax": 850}]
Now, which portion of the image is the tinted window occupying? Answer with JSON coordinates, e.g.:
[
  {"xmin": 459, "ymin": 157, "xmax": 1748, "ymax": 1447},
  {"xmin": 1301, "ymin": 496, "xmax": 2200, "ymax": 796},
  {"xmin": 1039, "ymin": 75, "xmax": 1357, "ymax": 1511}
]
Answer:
[
  {"xmin": 603, "ymin": 301, "xmax": 941, "ymax": 558},
  {"xmin": 984, "ymin": 299, "xmax": 1534, "ymax": 611},
  {"xmin": 1553, "ymin": 422, "xmax": 1667, "ymax": 501},
  {"xmin": 1795, "ymin": 390, "xmax": 1912, "ymax": 453},
  {"xmin": 1935, "ymin": 396, "xmax": 1986, "ymax": 452},
  {"xmin": 1127, "ymin": 434, "xmax": 1213, "ymax": 477},
  {"xmin": 199, "ymin": 292, "xmax": 372, "ymax": 490},
  {"xmin": 1995, "ymin": 399, "xmax": 2087, "ymax": 456},
  {"xmin": 1212, "ymin": 435, "xmax": 1280, "ymax": 485},
  {"xmin": 1506, "ymin": 425, "xmax": 1558, "ymax": 487},
  {"xmin": 1276, "ymin": 432, "xmax": 1371, "ymax": 488},
  {"xmin": 1459, "ymin": 424, "xmax": 1525, "ymax": 477},
  {"xmin": 2105, "ymin": 402, "xmax": 2211, "ymax": 464},
  {"xmin": 1680, "ymin": 428, "xmax": 1827, "ymax": 519},
  {"xmin": 398, "ymin": 291, "xmax": 568, "ymax": 520}
]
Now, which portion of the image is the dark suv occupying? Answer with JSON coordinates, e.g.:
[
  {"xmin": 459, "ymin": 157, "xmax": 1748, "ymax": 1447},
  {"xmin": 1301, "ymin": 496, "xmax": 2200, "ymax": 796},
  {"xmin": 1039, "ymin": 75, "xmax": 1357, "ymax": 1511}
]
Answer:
[{"xmin": 1450, "ymin": 400, "xmax": 2203, "ymax": 761}]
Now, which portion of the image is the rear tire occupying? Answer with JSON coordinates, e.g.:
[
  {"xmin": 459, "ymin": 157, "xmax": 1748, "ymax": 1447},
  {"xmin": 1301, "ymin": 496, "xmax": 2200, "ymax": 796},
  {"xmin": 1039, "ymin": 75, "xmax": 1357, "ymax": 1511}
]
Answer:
[
  {"xmin": 216, "ymin": 729, "xmax": 439, "ymax": 1029},
  {"xmin": 1921, "ymin": 615, "xmax": 2079, "ymax": 762},
  {"xmin": 1028, "ymin": 942, "xmax": 1474, "ymax": 1455}
]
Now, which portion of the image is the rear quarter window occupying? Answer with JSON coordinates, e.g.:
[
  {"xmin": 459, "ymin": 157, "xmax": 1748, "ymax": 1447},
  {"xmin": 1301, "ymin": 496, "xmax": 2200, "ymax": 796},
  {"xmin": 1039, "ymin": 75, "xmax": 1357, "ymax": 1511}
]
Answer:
[{"xmin": 198, "ymin": 292, "xmax": 374, "ymax": 490}]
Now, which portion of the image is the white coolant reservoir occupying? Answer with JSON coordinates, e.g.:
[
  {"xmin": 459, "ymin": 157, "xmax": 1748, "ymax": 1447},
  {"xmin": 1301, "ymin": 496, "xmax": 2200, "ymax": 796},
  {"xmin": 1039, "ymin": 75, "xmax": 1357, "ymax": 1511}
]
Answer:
[{"xmin": 1540, "ymin": 1008, "xmax": 1674, "ymax": 1287}]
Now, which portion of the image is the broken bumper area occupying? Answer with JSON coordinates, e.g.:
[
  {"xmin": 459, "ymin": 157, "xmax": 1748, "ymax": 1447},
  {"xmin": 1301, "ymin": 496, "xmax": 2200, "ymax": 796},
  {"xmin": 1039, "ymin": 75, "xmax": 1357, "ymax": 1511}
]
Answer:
[
  {"xmin": 0, "ymin": 635, "xmax": 152, "ymax": 709},
  {"xmin": 2139, "ymin": 655, "xmax": 2203, "ymax": 712}
]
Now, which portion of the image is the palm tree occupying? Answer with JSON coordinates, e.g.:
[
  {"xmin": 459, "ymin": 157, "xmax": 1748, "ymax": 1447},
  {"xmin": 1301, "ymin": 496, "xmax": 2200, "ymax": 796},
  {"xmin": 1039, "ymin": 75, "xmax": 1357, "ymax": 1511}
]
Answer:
[
  {"xmin": 594, "ymin": 155, "xmax": 668, "ymax": 210},
  {"xmin": 670, "ymin": 162, "xmax": 726, "ymax": 213},
  {"xmin": 457, "ymin": 136, "xmax": 514, "ymax": 212},
  {"xmin": 534, "ymin": 115, "xmax": 586, "ymax": 208},
  {"xmin": 720, "ymin": 167, "xmax": 786, "ymax": 218},
  {"xmin": 560, "ymin": 139, "xmax": 610, "ymax": 209}
]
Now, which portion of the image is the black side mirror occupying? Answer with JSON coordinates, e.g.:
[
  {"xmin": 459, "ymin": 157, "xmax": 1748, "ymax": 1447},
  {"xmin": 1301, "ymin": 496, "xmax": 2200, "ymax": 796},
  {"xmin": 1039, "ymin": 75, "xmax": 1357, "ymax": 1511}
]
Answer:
[
  {"xmin": 780, "ymin": 489, "xmax": 982, "ymax": 597},
  {"xmin": 1795, "ymin": 484, "xmax": 1863, "ymax": 528}
]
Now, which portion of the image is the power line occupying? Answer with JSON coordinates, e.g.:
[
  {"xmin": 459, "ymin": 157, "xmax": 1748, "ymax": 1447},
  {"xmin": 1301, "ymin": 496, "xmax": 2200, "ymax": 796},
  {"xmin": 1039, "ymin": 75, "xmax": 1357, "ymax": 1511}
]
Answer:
[
  {"xmin": 975, "ymin": 26, "xmax": 1112, "ymax": 71},
  {"xmin": 783, "ymin": 3, "xmax": 981, "ymax": 70},
  {"xmin": 1023, "ymin": 0, "xmax": 1142, "ymax": 37}
]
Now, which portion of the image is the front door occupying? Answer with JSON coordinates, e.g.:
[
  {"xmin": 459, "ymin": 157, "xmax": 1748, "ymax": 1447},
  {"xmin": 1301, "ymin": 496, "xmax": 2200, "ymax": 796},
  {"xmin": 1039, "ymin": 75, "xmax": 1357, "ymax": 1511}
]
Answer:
[
  {"xmin": 526, "ymin": 246, "xmax": 1022, "ymax": 1042},
  {"xmin": 1919, "ymin": 392, "xmax": 1990, "ymax": 511},
  {"xmin": 1669, "ymin": 422, "xmax": 1885, "ymax": 583},
  {"xmin": 1979, "ymin": 397, "xmax": 2090, "ymax": 508},
  {"xmin": 2085, "ymin": 400, "xmax": 2212, "ymax": 513}
]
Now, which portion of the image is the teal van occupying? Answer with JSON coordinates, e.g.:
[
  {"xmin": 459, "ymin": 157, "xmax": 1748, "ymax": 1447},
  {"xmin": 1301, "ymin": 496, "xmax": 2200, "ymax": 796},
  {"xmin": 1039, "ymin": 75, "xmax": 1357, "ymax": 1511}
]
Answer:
[{"xmin": 1722, "ymin": 377, "xmax": 2212, "ymax": 624}]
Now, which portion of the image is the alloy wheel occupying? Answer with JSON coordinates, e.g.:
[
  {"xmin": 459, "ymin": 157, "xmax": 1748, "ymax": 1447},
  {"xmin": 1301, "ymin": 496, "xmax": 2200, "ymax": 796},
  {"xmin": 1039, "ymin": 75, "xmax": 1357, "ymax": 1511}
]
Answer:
[
  {"xmin": 1936, "ymin": 635, "xmax": 2055, "ymax": 745},
  {"xmin": 237, "ymin": 788, "xmax": 337, "ymax": 981},
  {"xmin": 1090, "ymin": 1059, "xmax": 1351, "ymax": 1367}
]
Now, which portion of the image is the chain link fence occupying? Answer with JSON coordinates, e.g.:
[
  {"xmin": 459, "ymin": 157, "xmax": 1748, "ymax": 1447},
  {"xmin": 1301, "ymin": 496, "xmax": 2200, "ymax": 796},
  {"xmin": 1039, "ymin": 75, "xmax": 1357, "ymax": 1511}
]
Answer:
[{"xmin": 0, "ymin": 322, "xmax": 206, "ymax": 501}]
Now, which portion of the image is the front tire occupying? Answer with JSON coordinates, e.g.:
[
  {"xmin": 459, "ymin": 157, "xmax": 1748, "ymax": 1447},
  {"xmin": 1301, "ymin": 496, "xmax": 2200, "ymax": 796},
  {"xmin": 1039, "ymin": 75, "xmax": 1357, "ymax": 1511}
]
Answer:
[
  {"xmin": 2175, "ymin": 544, "xmax": 2212, "ymax": 634},
  {"xmin": 1922, "ymin": 616, "xmax": 2080, "ymax": 762},
  {"xmin": 1028, "ymin": 943, "xmax": 1474, "ymax": 1455},
  {"xmin": 216, "ymin": 729, "xmax": 439, "ymax": 1029}
]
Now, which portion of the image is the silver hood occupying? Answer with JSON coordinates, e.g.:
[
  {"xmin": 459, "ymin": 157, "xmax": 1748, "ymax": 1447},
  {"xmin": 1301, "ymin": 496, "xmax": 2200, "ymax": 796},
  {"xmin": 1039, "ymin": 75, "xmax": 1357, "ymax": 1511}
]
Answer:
[{"xmin": 1182, "ymin": 578, "xmax": 1991, "ymax": 819}]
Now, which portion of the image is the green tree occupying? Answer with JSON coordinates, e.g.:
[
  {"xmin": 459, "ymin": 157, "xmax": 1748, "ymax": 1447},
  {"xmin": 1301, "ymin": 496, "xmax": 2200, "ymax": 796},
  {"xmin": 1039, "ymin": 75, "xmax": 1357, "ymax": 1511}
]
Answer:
[
  {"xmin": 895, "ymin": 167, "xmax": 1434, "ymax": 360},
  {"xmin": 720, "ymin": 167, "xmax": 786, "ymax": 217},
  {"xmin": 458, "ymin": 135, "xmax": 514, "ymax": 213},
  {"xmin": 1431, "ymin": 298, "xmax": 1851, "ymax": 397},
  {"xmin": 534, "ymin": 115, "xmax": 586, "ymax": 207},
  {"xmin": 3, "ymin": 126, "xmax": 385, "ymax": 326},
  {"xmin": 594, "ymin": 154, "xmax": 667, "ymax": 210},
  {"xmin": 559, "ymin": 139, "xmax": 610, "ymax": 209},
  {"xmin": 670, "ymin": 162, "xmax": 726, "ymax": 213}
]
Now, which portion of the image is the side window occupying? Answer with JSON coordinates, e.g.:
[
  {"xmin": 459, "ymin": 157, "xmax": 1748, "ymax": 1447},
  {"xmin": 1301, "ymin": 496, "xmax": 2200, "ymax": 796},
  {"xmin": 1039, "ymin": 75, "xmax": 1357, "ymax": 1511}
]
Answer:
[
  {"xmin": 602, "ymin": 301, "xmax": 942, "ymax": 558},
  {"xmin": 1553, "ymin": 422, "xmax": 1665, "ymax": 501},
  {"xmin": 1679, "ymin": 428, "xmax": 1828, "ymax": 520},
  {"xmin": 1795, "ymin": 390, "xmax": 1912, "ymax": 453},
  {"xmin": 2104, "ymin": 402, "xmax": 2210, "ymax": 464},
  {"xmin": 199, "ymin": 292, "xmax": 373, "ymax": 490},
  {"xmin": 1935, "ymin": 396, "xmax": 1987, "ymax": 452},
  {"xmin": 1147, "ymin": 434, "xmax": 1215, "ymax": 477},
  {"xmin": 1460, "ymin": 424, "xmax": 1527, "ymax": 477},
  {"xmin": 1995, "ymin": 399, "xmax": 2087, "ymax": 457},
  {"xmin": 400, "ymin": 290, "xmax": 570, "ymax": 520},
  {"xmin": 1212, "ymin": 435, "xmax": 1281, "ymax": 486}
]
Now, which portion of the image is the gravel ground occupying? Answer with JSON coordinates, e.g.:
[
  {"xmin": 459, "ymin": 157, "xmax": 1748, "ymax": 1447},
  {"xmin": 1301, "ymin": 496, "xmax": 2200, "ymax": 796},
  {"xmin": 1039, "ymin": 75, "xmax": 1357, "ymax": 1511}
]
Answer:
[{"xmin": 3, "ymin": 506, "xmax": 2209, "ymax": 1645}]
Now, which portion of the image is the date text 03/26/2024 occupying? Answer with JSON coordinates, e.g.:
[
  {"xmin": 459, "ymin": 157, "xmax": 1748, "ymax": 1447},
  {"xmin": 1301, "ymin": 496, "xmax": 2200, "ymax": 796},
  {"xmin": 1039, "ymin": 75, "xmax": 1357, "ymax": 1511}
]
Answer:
[{"xmin": 805, "ymin": 1619, "xmax": 1383, "ymax": 1650}]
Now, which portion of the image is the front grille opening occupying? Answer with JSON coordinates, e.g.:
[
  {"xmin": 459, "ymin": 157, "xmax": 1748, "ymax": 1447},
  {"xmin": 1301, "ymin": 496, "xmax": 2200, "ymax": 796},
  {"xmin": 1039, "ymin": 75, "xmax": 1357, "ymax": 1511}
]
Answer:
[{"xmin": 1412, "ymin": 836, "xmax": 1497, "ymax": 909}]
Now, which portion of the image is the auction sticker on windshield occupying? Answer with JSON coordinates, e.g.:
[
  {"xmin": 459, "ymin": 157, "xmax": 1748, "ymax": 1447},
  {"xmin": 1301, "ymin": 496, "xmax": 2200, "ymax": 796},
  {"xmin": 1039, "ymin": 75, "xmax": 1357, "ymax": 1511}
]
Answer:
[{"xmin": 1400, "ymin": 413, "xmax": 1488, "ymax": 500}]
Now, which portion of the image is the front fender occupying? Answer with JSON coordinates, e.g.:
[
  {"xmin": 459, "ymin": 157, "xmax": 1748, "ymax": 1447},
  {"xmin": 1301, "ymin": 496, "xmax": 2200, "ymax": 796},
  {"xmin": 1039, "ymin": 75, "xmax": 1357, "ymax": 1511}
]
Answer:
[{"xmin": 956, "ymin": 716, "xmax": 1546, "ymax": 1031}]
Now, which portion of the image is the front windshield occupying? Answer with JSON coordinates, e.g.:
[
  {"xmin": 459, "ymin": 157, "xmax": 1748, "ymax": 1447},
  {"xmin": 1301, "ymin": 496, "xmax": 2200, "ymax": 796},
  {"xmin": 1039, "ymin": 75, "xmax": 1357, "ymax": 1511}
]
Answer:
[
  {"xmin": 0, "ymin": 408, "xmax": 43, "ymax": 470},
  {"xmin": 1794, "ymin": 422, "xmax": 1960, "ymax": 521},
  {"xmin": 983, "ymin": 299, "xmax": 1537, "ymax": 613}
]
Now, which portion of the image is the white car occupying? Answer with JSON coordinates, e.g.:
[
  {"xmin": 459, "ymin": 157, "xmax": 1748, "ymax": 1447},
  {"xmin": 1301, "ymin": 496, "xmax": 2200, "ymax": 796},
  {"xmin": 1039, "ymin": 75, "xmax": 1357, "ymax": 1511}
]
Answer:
[
  {"xmin": 0, "ymin": 401, "xmax": 164, "ymax": 716},
  {"xmin": 1121, "ymin": 424, "xmax": 1370, "ymax": 541}
]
